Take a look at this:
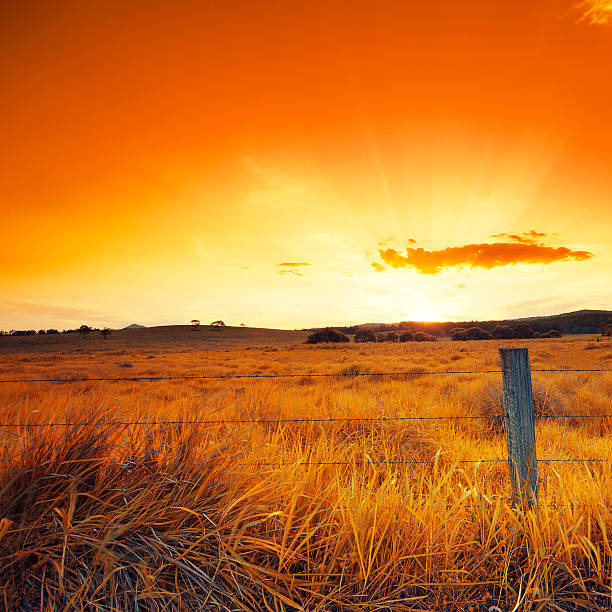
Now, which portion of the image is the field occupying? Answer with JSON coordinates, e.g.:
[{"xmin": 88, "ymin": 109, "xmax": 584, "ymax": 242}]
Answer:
[{"xmin": 1, "ymin": 329, "xmax": 612, "ymax": 610}]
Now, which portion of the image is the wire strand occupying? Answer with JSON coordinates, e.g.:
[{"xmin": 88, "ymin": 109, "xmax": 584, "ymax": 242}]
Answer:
[{"xmin": 0, "ymin": 367, "xmax": 609, "ymax": 384}]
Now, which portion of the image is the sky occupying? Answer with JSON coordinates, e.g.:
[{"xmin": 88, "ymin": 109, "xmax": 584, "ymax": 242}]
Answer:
[{"xmin": 1, "ymin": 0, "xmax": 611, "ymax": 330}]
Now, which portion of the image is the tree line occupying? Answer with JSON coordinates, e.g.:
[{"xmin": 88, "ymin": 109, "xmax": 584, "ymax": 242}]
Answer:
[
  {"xmin": 1, "ymin": 325, "xmax": 112, "ymax": 338},
  {"xmin": 306, "ymin": 327, "xmax": 437, "ymax": 344}
]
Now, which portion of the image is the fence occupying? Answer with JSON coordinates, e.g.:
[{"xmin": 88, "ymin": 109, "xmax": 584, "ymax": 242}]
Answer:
[{"xmin": 1, "ymin": 348, "xmax": 611, "ymax": 510}]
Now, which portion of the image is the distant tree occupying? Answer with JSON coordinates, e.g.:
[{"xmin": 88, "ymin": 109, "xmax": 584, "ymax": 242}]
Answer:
[
  {"xmin": 399, "ymin": 331, "xmax": 414, "ymax": 342},
  {"xmin": 539, "ymin": 329, "xmax": 562, "ymax": 338},
  {"xmin": 100, "ymin": 327, "xmax": 111, "ymax": 339},
  {"xmin": 598, "ymin": 319, "xmax": 612, "ymax": 337},
  {"xmin": 451, "ymin": 327, "xmax": 468, "ymax": 341},
  {"xmin": 463, "ymin": 327, "xmax": 494, "ymax": 341},
  {"xmin": 306, "ymin": 328, "xmax": 350, "ymax": 344},
  {"xmin": 210, "ymin": 320, "xmax": 225, "ymax": 330},
  {"xmin": 38, "ymin": 329, "xmax": 46, "ymax": 335},
  {"xmin": 354, "ymin": 329, "xmax": 377, "ymax": 343},
  {"xmin": 78, "ymin": 325, "xmax": 92, "ymax": 337},
  {"xmin": 240, "ymin": 323, "xmax": 246, "ymax": 327},
  {"xmin": 513, "ymin": 323, "xmax": 536, "ymax": 339},
  {"xmin": 385, "ymin": 332, "xmax": 398, "ymax": 342},
  {"xmin": 413, "ymin": 331, "xmax": 437, "ymax": 342},
  {"xmin": 46, "ymin": 329, "xmax": 60, "ymax": 334},
  {"xmin": 191, "ymin": 319, "xmax": 200, "ymax": 330},
  {"xmin": 492, "ymin": 325, "xmax": 514, "ymax": 340}
]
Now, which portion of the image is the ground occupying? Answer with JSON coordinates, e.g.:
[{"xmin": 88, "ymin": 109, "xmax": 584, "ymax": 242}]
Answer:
[{"xmin": 1, "ymin": 330, "xmax": 611, "ymax": 610}]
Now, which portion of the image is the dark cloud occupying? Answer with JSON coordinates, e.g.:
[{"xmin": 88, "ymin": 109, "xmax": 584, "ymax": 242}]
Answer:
[{"xmin": 374, "ymin": 238, "xmax": 594, "ymax": 275}]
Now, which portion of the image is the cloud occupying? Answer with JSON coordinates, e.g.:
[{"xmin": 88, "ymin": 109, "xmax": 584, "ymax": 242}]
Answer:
[
  {"xmin": 454, "ymin": 283, "xmax": 467, "ymax": 290},
  {"xmin": 371, "ymin": 262, "xmax": 386, "ymax": 272},
  {"xmin": 278, "ymin": 262, "xmax": 310, "ymax": 267},
  {"xmin": 490, "ymin": 230, "xmax": 548, "ymax": 245},
  {"xmin": 278, "ymin": 269, "xmax": 304, "ymax": 277},
  {"xmin": 374, "ymin": 236, "xmax": 594, "ymax": 274},
  {"xmin": 576, "ymin": 0, "xmax": 612, "ymax": 24}
]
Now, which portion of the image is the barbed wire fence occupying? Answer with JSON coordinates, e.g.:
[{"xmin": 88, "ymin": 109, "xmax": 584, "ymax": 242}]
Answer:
[{"xmin": 1, "ymin": 349, "xmax": 611, "ymax": 508}]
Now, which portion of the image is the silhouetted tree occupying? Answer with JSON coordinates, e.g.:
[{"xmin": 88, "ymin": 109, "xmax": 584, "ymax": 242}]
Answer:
[
  {"xmin": 354, "ymin": 329, "xmax": 376, "ymax": 343},
  {"xmin": 492, "ymin": 325, "xmax": 514, "ymax": 339},
  {"xmin": 79, "ymin": 325, "xmax": 92, "ymax": 337},
  {"xmin": 100, "ymin": 327, "xmax": 111, "ymax": 339},
  {"xmin": 451, "ymin": 327, "xmax": 468, "ymax": 341},
  {"xmin": 210, "ymin": 320, "xmax": 225, "ymax": 330},
  {"xmin": 399, "ymin": 331, "xmax": 414, "ymax": 342},
  {"xmin": 385, "ymin": 332, "xmax": 398, "ymax": 342},
  {"xmin": 598, "ymin": 319, "xmax": 612, "ymax": 337},
  {"xmin": 191, "ymin": 319, "xmax": 200, "ymax": 330},
  {"xmin": 413, "ymin": 331, "xmax": 437, "ymax": 342},
  {"xmin": 463, "ymin": 327, "xmax": 494, "ymax": 340},
  {"xmin": 306, "ymin": 328, "xmax": 350, "ymax": 344},
  {"xmin": 513, "ymin": 323, "xmax": 536, "ymax": 339},
  {"xmin": 46, "ymin": 329, "xmax": 60, "ymax": 335}
]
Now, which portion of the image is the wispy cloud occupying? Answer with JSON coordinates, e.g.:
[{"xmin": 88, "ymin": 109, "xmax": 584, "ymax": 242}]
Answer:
[
  {"xmin": 575, "ymin": 0, "xmax": 612, "ymax": 24},
  {"xmin": 277, "ymin": 262, "xmax": 310, "ymax": 277},
  {"xmin": 278, "ymin": 269, "xmax": 304, "ymax": 277},
  {"xmin": 373, "ymin": 233, "xmax": 594, "ymax": 274},
  {"xmin": 490, "ymin": 230, "xmax": 548, "ymax": 245}
]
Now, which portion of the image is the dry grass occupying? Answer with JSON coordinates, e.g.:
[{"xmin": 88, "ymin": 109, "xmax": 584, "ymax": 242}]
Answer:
[{"xmin": 1, "ymin": 334, "xmax": 611, "ymax": 610}]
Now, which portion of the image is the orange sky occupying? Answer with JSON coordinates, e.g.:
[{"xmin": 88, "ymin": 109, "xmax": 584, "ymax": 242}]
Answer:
[{"xmin": 1, "ymin": 1, "xmax": 611, "ymax": 329}]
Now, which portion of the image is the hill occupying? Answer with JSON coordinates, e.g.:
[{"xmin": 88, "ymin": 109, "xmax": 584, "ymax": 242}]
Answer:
[
  {"xmin": 319, "ymin": 309, "xmax": 612, "ymax": 337},
  {"xmin": 0, "ymin": 324, "xmax": 310, "ymax": 355}
]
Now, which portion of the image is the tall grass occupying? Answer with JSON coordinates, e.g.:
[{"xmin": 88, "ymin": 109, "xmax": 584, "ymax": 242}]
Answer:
[{"xmin": 1, "ymin": 337, "xmax": 611, "ymax": 609}]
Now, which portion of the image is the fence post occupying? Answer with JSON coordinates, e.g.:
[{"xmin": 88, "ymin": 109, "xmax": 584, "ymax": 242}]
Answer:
[{"xmin": 499, "ymin": 348, "xmax": 538, "ymax": 509}]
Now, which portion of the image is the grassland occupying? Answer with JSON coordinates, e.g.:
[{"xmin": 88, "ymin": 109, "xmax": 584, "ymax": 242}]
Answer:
[{"xmin": 1, "ymin": 330, "xmax": 612, "ymax": 610}]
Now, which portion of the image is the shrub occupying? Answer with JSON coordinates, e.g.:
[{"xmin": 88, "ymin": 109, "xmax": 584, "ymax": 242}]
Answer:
[
  {"xmin": 513, "ymin": 323, "xmax": 536, "ymax": 339},
  {"xmin": 463, "ymin": 327, "xmax": 494, "ymax": 341},
  {"xmin": 492, "ymin": 325, "xmax": 514, "ymax": 339},
  {"xmin": 413, "ymin": 332, "xmax": 437, "ymax": 342},
  {"xmin": 385, "ymin": 332, "xmax": 398, "ymax": 342},
  {"xmin": 451, "ymin": 327, "xmax": 467, "ymax": 341},
  {"xmin": 399, "ymin": 331, "xmax": 414, "ymax": 342},
  {"xmin": 306, "ymin": 328, "xmax": 350, "ymax": 344},
  {"xmin": 354, "ymin": 329, "xmax": 376, "ymax": 343}
]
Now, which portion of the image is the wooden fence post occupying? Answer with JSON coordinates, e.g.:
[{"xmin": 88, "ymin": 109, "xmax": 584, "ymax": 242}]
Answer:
[{"xmin": 499, "ymin": 348, "xmax": 538, "ymax": 509}]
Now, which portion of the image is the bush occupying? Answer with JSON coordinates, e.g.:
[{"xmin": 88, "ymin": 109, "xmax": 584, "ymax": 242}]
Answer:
[
  {"xmin": 464, "ymin": 327, "xmax": 494, "ymax": 341},
  {"xmin": 413, "ymin": 332, "xmax": 437, "ymax": 342},
  {"xmin": 540, "ymin": 329, "xmax": 562, "ymax": 338},
  {"xmin": 452, "ymin": 327, "xmax": 493, "ymax": 341},
  {"xmin": 306, "ymin": 328, "xmax": 350, "ymax": 344},
  {"xmin": 492, "ymin": 325, "xmax": 514, "ymax": 339},
  {"xmin": 354, "ymin": 329, "xmax": 376, "ymax": 343},
  {"xmin": 451, "ymin": 327, "xmax": 467, "ymax": 341},
  {"xmin": 385, "ymin": 332, "xmax": 398, "ymax": 342},
  {"xmin": 513, "ymin": 323, "xmax": 536, "ymax": 339},
  {"xmin": 399, "ymin": 331, "xmax": 414, "ymax": 342}
]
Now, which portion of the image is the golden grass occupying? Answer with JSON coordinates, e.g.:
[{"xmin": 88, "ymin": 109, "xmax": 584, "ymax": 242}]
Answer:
[{"xmin": 1, "ymin": 335, "xmax": 611, "ymax": 610}]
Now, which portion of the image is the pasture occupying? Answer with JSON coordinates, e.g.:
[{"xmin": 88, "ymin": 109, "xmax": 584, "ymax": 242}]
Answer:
[{"xmin": 1, "ymin": 330, "xmax": 611, "ymax": 610}]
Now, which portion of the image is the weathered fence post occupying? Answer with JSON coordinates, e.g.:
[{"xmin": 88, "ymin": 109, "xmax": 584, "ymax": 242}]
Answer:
[{"xmin": 499, "ymin": 348, "xmax": 538, "ymax": 509}]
